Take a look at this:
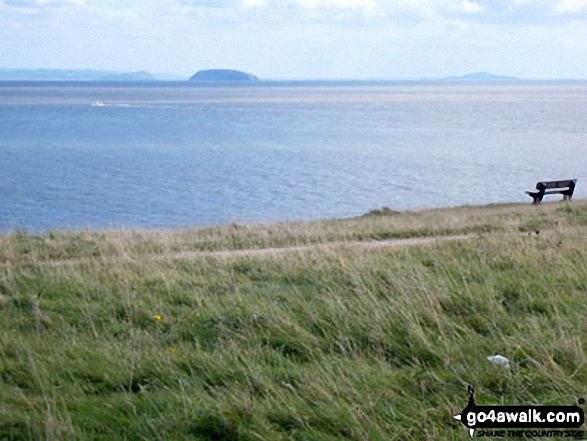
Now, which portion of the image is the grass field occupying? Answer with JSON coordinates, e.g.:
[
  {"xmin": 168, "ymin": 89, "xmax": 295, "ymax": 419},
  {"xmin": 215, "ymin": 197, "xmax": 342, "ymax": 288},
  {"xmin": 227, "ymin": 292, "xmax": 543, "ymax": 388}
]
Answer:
[{"xmin": 1, "ymin": 201, "xmax": 586, "ymax": 440}]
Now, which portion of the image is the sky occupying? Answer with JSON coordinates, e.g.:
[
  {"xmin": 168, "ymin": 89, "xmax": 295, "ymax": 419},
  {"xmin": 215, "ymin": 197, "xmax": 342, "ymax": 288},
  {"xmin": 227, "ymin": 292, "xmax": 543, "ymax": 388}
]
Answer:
[{"xmin": 1, "ymin": 0, "xmax": 587, "ymax": 80}]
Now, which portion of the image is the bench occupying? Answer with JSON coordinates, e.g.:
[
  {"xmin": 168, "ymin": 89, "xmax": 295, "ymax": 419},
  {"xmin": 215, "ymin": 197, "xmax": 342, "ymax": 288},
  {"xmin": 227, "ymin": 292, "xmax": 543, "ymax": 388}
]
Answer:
[{"xmin": 526, "ymin": 179, "xmax": 577, "ymax": 204}]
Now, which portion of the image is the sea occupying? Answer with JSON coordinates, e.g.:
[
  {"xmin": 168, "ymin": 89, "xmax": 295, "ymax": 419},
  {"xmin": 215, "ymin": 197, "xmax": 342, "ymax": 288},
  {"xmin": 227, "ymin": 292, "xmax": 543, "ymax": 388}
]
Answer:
[{"xmin": 1, "ymin": 81, "xmax": 586, "ymax": 232}]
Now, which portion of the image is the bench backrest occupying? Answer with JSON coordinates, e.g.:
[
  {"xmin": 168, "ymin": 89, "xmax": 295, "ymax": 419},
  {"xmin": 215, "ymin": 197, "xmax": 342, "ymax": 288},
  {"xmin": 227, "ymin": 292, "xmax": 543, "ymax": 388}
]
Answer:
[{"xmin": 536, "ymin": 179, "xmax": 576, "ymax": 190}]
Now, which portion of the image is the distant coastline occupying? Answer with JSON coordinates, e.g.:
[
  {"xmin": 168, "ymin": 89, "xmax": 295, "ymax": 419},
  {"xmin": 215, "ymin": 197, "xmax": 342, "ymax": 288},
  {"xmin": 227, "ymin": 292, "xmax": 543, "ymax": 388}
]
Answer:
[
  {"xmin": 2, "ymin": 68, "xmax": 587, "ymax": 83},
  {"xmin": 434, "ymin": 71, "xmax": 520, "ymax": 82},
  {"xmin": 0, "ymin": 68, "xmax": 182, "ymax": 82}
]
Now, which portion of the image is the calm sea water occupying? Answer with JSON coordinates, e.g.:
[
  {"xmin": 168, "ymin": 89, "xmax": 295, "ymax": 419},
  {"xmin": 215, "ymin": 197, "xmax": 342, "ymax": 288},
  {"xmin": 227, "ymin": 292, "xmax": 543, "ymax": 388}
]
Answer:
[{"xmin": 1, "ymin": 81, "xmax": 586, "ymax": 232}]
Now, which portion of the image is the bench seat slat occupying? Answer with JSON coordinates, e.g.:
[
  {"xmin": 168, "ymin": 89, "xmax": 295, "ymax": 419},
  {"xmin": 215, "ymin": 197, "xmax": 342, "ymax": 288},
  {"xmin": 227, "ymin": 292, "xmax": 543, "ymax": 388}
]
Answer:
[
  {"xmin": 538, "ymin": 179, "xmax": 576, "ymax": 189},
  {"xmin": 543, "ymin": 190, "xmax": 572, "ymax": 195}
]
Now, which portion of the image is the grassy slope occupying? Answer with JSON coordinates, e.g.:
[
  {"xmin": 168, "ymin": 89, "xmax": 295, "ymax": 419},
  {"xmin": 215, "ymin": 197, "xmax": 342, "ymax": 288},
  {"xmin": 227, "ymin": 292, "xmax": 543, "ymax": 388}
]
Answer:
[{"xmin": 1, "ymin": 201, "xmax": 586, "ymax": 440}]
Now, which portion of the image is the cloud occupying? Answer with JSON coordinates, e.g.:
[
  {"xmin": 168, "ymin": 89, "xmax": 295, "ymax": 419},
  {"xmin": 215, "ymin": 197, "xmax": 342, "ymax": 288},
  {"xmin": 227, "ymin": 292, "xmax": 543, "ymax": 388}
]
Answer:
[
  {"xmin": 294, "ymin": 0, "xmax": 377, "ymax": 10},
  {"xmin": 458, "ymin": 1, "xmax": 484, "ymax": 13},
  {"xmin": 555, "ymin": 0, "xmax": 587, "ymax": 12},
  {"xmin": 3, "ymin": 0, "xmax": 84, "ymax": 6},
  {"xmin": 4, "ymin": 0, "xmax": 587, "ymax": 23},
  {"xmin": 177, "ymin": 0, "xmax": 239, "ymax": 8},
  {"xmin": 243, "ymin": 0, "xmax": 268, "ymax": 7},
  {"xmin": 212, "ymin": 0, "xmax": 587, "ymax": 24}
]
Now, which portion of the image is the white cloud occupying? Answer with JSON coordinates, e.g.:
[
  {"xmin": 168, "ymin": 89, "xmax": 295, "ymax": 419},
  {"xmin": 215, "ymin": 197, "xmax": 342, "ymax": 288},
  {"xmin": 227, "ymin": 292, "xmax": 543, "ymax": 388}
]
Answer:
[
  {"xmin": 242, "ymin": 0, "xmax": 267, "ymax": 7},
  {"xmin": 295, "ymin": 0, "xmax": 376, "ymax": 9},
  {"xmin": 509, "ymin": 0, "xmax": 534, "ymax": 6},
  {"xmin": 3, "ymin": 0, "xmax": 85, "ymax": 6},
  {"xmin": 555, "ymin": 0, "xmax": 587, "ymax": 12},
  {"xmin": 328, "ymin": 0, "xmax": 483, "ymax": 15},
  {"xmin": 457, "ymin": 1, "xmax": 484, "ymax": 13},
  {"xmin": 4, "ymin": 0, "xmax": 587, "ymax": 22}
]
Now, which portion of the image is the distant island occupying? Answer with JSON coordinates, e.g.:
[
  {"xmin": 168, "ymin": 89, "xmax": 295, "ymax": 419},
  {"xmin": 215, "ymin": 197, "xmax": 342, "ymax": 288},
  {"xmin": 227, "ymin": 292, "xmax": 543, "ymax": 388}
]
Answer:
[
  {"xmin": 439, "ymin": 72, "xmax": 520, "ymax": 82},
  {"xmin": 189, "ymin": 69, "xmax": 259, "ymax": 82}
]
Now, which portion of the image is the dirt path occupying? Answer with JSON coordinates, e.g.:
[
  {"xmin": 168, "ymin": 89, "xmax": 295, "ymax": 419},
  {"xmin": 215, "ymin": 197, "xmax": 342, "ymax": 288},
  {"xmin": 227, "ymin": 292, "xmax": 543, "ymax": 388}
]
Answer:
[
  {"xmin": 1, "ymin": 234, "xmax": 474, "ymax": 268},
  {"xmin": 174, "ymin": 234, "xmax": 472, "ymax": 260}
]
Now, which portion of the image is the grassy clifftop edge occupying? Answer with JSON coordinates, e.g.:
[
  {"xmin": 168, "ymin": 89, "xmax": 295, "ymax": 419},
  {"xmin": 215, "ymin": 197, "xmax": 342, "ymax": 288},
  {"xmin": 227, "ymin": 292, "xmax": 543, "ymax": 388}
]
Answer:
[{"xmin": 1, "ymin": 200, "xmax": 586, "ymax": 265}]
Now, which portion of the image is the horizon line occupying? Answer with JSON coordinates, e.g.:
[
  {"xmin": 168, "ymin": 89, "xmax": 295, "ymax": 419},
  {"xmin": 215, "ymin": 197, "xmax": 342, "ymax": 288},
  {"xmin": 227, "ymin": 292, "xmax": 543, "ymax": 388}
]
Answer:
[{"xmin": 1, "ymin": 67, "xmax": 587, "ymax": 83}]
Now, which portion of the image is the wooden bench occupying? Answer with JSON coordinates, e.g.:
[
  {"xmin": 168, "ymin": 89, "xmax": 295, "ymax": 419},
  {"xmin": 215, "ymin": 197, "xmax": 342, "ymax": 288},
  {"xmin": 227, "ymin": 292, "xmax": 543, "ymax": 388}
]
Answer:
[{"xmin": 526, "ymin": 179, "xmax": 577, "ymax": 204}]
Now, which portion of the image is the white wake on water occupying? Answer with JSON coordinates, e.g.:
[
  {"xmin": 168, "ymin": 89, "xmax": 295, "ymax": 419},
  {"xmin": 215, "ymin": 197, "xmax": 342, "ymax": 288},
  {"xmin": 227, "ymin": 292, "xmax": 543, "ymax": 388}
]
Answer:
[{"xmin": 90, "ymin": 100, "xmax": 171, "ymax": 108}]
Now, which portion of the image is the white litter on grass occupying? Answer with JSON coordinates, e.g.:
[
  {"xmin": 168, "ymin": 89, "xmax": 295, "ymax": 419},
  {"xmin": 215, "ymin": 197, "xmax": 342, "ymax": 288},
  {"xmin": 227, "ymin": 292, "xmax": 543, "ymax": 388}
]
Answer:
[{"xmin": 488, "ymin": 354, "xmax": 510, "ymax": 369}]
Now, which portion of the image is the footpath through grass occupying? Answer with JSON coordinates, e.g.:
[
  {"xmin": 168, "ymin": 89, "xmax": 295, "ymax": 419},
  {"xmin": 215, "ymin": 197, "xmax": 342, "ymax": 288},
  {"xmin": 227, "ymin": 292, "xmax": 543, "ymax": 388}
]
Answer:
[{"xmin": 1, "ymin": 201, "xmax": 586, "ymax": 440}]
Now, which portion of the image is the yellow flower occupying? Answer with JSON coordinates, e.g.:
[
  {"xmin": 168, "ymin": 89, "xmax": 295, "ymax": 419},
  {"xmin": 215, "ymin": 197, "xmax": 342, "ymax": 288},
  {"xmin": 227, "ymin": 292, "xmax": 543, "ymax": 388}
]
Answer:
[
  {"xmin": 153, "ymin": 315, "xmax": 163, "ymax": 321},
  {"xmin": 168, "ymin": 346, "xmax": 177, "ymax": 353}
]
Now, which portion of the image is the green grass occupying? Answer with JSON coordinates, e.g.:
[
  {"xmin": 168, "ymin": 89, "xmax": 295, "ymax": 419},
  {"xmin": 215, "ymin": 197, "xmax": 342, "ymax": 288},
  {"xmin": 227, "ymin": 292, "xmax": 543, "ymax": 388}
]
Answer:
[{"xmin": 1, "ymin": 201, "xmax": 586, "ymax": 440}]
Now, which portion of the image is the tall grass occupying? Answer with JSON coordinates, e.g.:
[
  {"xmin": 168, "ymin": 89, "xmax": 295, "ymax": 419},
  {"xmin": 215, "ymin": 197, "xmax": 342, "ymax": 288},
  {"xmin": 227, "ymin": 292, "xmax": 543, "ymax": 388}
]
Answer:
[
  {"xmin": 2, "ymin": 201, "xmax": 586, "ymax": 265},
  {"xmin": 1, "ymin": 202, "xmax": 586, "ymax": 440}
]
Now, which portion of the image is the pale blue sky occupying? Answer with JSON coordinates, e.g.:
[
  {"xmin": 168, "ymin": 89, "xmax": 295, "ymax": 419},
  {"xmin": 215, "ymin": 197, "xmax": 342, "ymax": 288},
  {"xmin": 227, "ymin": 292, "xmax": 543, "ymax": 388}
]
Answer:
[{"xmin": 1, "ymin": 0, "xmax": 587, "ymax": 79}]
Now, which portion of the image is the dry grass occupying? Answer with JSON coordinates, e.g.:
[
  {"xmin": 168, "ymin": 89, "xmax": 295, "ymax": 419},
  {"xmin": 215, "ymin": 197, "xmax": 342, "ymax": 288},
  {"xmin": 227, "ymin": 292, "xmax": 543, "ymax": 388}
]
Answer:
[{"xmin": 1, "ymin": 200, "xmax": 585, "ymax": 265}]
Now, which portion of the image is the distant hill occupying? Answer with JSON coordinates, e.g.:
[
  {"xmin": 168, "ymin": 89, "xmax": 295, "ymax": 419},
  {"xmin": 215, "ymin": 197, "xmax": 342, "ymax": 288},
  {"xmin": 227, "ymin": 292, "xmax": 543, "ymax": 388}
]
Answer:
[
  {"xmin": 189, "ymin": 69, "xmax": 259, "ymax": 82},
  {"xmin": 439, "ymin": 72, "xmax": 520, "ymax": 82},
  {"xmin": 0, "ymin": 69, "xmax": 182, "ymax": 81}
]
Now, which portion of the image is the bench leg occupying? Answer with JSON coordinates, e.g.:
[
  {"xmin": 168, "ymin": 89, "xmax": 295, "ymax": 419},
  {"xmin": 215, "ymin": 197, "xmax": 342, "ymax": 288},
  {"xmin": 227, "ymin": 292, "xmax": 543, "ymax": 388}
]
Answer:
[{"xmin": 527, "ymin": 191, "xmax": 545, "ymax": 204}]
